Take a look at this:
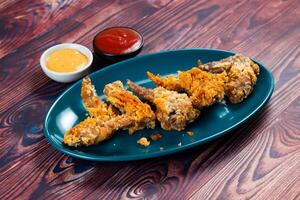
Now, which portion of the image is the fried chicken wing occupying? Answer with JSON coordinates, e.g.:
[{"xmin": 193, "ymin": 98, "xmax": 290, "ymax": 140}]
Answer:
[
  {"xmin": 198, "ymin": 54, "xmax": 260, "ymax": 103},
  {"xmin": 81, "ymin": 77, "xmax": 118, "ymax": 119},
  {"xmin": 103, "ymin": 81, "xmax": 156, "ymax": 134},
  {"xmin": 64, "ymin": 77, "xmax": 129, "ymax": 147},
  {"xmin": 147, "ymin": 68, "xmax": 227, "ymax": 109},
  {"xmin": 127, "ymin": 80, "xmax": 200, "ymax": 131},
  {"xmin": 64, "ymin": 115, "xmax": 133, "ymax": 147}
]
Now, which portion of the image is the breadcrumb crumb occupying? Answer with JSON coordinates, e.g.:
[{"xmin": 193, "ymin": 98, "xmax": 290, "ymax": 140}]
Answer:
[
  {"xmin": 150, "ymin": 133, "xmax": 163, "ymax": 141},
  {"xmin": 186, "ymin": 131, "xmax": 194, "ymax": 136},
  {"xmin": 137, "ymin": 137, "xmax": 150, "ymax": 147}
]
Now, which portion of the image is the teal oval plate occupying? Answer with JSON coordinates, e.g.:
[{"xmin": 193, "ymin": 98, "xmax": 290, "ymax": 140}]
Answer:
[{"xmin": 44, "ymin": 49, "xmax": 274, "ymax": 161}]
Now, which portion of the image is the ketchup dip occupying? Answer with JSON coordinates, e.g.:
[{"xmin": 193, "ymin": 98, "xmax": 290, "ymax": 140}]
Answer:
[{"xmin": 93, "ymin": 27, "xmax": 142, "ymax": 55}]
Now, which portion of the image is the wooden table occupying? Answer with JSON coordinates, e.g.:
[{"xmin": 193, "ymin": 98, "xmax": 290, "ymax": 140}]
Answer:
[{"xmin": 1, "ymin": 0, "xmax": 300, "ymax": 199}]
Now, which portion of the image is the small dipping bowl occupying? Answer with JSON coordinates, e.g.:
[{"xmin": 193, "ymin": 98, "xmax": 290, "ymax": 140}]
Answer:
[
  {"xmin": 93, "ymin": 27, "xmax": 143, "ymax": 62},
  {"xmin": 40, "ymin": 43, "xmax": 93, "ymax": 83}
]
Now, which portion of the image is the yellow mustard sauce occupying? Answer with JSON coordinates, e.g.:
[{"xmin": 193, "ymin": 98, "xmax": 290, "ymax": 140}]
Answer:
[{"xmin": 46, "ymin": 48, "xmax": 88, "ymax": 73}]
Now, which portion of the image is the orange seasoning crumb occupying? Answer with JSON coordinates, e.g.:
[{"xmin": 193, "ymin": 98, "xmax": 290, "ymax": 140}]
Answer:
[
  {"xmin": 186, "ymin": 131, "xmax": 194, "ymax": 136},
  {"xmin": 137, "ymin": 137, "xmax": 150, "ymax": 147},
  {"xmin": 150, "ymin": 133, "xmax": 163, "ymax": 141}
]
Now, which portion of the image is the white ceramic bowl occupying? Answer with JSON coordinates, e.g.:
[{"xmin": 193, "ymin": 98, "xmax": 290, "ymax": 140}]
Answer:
[{"xmin": 40, "ymin": 43, "xmax": 93, "ymax": 83}]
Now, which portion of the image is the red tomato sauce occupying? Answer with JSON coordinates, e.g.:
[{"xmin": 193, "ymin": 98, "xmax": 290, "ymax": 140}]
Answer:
[{"xmin": 94, "ymin": 27, "xmax": 142, "ymax": 55}]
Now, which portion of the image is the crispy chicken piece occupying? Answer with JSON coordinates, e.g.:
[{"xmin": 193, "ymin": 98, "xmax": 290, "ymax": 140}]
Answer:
[
  {"xmin": 81, "ymin": 77, "xmax": 118, "ymax": 119},
  {"xmin": 198, "ymin": 54, "xmax": 260, "ymax": 103},
  {"xmin": 64, "ymin": 115, "xmax": 133, "ymax": 147},
  {"xmin": 178, "ymin": 68, "xmax": 227, "ymax": 108},
  {"xmin": 147, "ymin": 68, "xmax": 227, "ymax": 109},
  {"xmin": 127, "ymin": 80, "xmax": 200, "ymax": 130},
  {"xmin": 64, "ymin": 77, "xmax": 130, "ymax": 147},
  {"xmin": 103, "ymin": 81, "xmax": 156, "ymax": 134}
]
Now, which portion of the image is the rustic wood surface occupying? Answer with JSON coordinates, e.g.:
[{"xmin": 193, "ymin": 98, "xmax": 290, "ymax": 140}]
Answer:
[{"xmin": 1, "ymin": 0, "xmax": 300, "ymax": 199}]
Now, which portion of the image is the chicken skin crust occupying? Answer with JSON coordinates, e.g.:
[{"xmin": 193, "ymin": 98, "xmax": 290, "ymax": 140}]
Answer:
[
  {"xmin": 65, "ymin": 79, "xmax": 156, "ymax": 147},
  {"xmin": 64, "ymin": 77, "xmax": 133, "ymax": 147},
  {"xmin": 64, "ymin": 115, "xmax": 133, "ymax": 147},
  {"xmin": 81, "ymin": 77, "xmax": 118, "ymax": 119},
  {"xmin": 198, "ymin": 54, "xmax": 260, "ymax": 103},
  {"xmin": 127, "ymin": 80, "xmax": 200, "ymax": 131},
  {"xmin": 147, "ymin": 68, "xmax": 227, "ymax": 109},
  {"xmin": 104, "ymin": 81, "xmax": 156, "ymax": 134}
]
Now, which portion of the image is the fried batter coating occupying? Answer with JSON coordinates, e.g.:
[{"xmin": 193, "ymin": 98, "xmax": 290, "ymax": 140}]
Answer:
[
  {"xmin": 198, "ymin": 54, "xmax": 260, "ymax": 103},
  {"xmin": 178, "ymin": 68, "xmax": 227, "ymax": 108},
  {"xmin": 137, "ymin": 137, "xmax": 150, "ymax": 147},
  {"xmin": 103, "ymin": 81, "xmax": 156, "ymax": 134},
  {"xmin": 147, "ymin": 72, "xmax": 183, "ymax": 91},
  {"xmin": 127, "ymin": 80, "xmax": 200, "ymax": 130},
  {"xmin": 64, "ymin": 115, "xmax": 133, "ymax": 147},
  {"xmin": 81, "ymin": 77, "xmax": 118, "ymax": 119},
  {"xmin": 147, "ymin": 68, "xmax": 227, "ymax": 109},
  {"xmin": 64, "ymin": 77, "xmax": 131, "ymax": 147}
]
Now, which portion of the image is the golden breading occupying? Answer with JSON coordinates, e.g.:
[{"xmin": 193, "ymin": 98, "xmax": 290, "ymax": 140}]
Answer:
[
  {"xmin": 81, "ymin": 77, "xmax": 118, "ymax": 119},
  {"xmin": 198, "ymin": 54, "xmax": 260, "ymax": 103},
  {"xmin": 64, "ymin": 77, "xmax": 133, "ymax": 147},
  {"xmin": 178, "ymin": 67, "xmax": 227, "ymax": 108},
  {"xmin": 127, "ymin": 80, "xmax": 200, "ymax": 130},
  {"xmin": 147, "ymin": 72, "xmax": 183, "ymax": 91},
  {"xmin": 137, "ymin": 137, "xmax": 150, "ymax": 147},
  {"xmin": 64, "ymin": 115, "xmax": 133, "ymax": 147},
  {"xmin": 103, "ymin": 81, "xmax": 156, "ymax": 134},
  {"xmin": 147, "ymin": 68, "xmax": 227, "ymax": 109}
]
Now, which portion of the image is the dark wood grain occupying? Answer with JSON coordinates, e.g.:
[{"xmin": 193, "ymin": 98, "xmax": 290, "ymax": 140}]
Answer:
[{"xmin": 1, "ymin": 0, "xmax": 300, "ymax": 199}]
